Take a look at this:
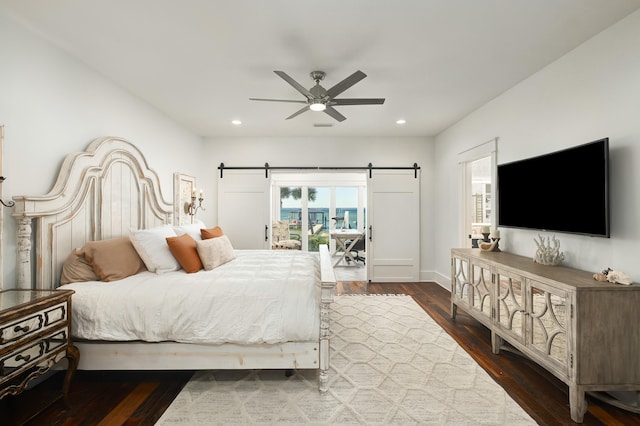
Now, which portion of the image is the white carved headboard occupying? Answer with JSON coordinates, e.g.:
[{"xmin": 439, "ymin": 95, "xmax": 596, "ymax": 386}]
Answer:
[{"xmin": 12, "ymin": 137, "xmax": 173, "ymax": 290}]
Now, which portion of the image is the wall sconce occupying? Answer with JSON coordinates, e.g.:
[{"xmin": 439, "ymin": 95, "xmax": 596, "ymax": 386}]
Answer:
[
  {"xmin": 184, "ymin": 189, "xmax": 204, "ymax": 216},
  {"xmin": 0, "ymin": 176, "xmax": 15, "ymax": 208}
]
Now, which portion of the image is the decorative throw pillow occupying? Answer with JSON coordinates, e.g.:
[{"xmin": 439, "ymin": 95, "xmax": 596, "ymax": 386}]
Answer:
[
  {"xmin": 173, "ymin": 220, "xmax": 206, "ymax": 241},
  {"xmin": 130, "ymin": 225, "xmax": 180, "ymax": 273},
  {"xmin": 166, "ymin": 233, "xmax": 203, "ymax": 273},
  {"xmin": 200, "ymin": 226, "xmax": 224, "ymax": 240},
  {"xmin": 80, "ymin": 237, "xmax": 147, "ymax": 282},
  {"xmin": 196, "ymin": 235, "xmax": 235, "ymax": 270},
  {"xmin": 60, "ymin": 248, "xmax": 100, "ymax": 284}
]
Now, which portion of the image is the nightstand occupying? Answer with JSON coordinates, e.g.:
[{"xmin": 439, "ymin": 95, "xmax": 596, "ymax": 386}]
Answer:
[{"xmin": 0, "ymin": 289, "xmax": 79, "ymax": 407}]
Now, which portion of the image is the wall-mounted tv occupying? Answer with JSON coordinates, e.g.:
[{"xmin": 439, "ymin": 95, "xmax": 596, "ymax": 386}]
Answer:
[{"xmin": 497, "ymin": 138, "xmax": 609, "ymax": 237}]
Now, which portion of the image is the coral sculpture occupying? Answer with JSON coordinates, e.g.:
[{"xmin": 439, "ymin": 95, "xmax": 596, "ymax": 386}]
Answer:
[{"xmin": 533, "ymin": 234, "xmax": 565, "ymax": 266}]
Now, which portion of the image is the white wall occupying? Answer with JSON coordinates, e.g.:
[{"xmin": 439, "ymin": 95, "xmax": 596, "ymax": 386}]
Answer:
[
  {"xmin": 201, "ymin": 136, "xmax": 436, "ymax": 280},
  {"xmin": 434, "ymin": 10, "xmax": 640, "ymax": 283},
  {"xmin": 0, "ymin": 13, "xmax": 204, "ymax": 288}
]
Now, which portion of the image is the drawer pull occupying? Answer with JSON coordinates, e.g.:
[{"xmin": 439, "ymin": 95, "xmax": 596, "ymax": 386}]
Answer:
[
  {"xmin": 14, "ymin": 325, "xmax": 30, "ymax": 333},
  {"xmin": 15, "ymin": 354, "xmax": 31, "ymax": 362}
]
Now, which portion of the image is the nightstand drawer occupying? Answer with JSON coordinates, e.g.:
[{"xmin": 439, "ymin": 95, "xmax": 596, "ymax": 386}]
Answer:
[
  {"xmin": 1, "ymin": 328, "xmax": 68, "ymax": 378},
  {"xmin": 0, "ymin": 302, "xmax": 67, "ymax": 349}
]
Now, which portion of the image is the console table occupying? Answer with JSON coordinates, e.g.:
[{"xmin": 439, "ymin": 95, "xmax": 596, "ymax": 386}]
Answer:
[
  {"xmin": 450, "ymin": 248, "xmax": 640, "ymax": 423},
  {"xmin": 0, "ymin": 289, "xmax": 79, "ymax": 407}
]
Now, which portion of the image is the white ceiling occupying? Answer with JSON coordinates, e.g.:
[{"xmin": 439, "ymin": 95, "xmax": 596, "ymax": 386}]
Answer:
[{"xmin": 2, "ymin": 0, "xmax": 640, "ymax": 138}]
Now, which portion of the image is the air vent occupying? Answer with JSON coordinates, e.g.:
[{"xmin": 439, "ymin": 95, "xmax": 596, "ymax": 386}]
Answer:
[{"xmin": 313, "ymin": 123, "xmax": 333, "ymax": 128}]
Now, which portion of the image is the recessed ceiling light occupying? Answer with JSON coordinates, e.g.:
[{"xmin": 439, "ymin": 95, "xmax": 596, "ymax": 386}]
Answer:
[
  {"xmin": 396, "ymin": 119, "xmax": 407, "ymax": 125},
  {"xmin": 231, "ymin": 120, "xmax": 242, "ymax": 125}
]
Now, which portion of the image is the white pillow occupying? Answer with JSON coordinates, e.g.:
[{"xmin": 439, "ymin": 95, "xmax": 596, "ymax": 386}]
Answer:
[
  {"xmin": 173, "ymin": 220, "xmax": 206, "ymax": 241},
  {"xmin": 196, "ymin": 235, "xmax": 235, "ymax": 270},
  {"xmin": 130, "ymin": 225, "xmax": 180, "ymax": 273}
]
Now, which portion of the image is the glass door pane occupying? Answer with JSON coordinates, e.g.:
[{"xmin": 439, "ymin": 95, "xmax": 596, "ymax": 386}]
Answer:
[
  {"xmin": 336, "ymin": 187, "xmax": 358, "ymax": 230},
  {"xmin": 279, "ymin": 187, "xmax": 302, "ymax": 242},
  {"xmin": 307, "ymin": 187, "xmax": 330, "ymax": 252}
]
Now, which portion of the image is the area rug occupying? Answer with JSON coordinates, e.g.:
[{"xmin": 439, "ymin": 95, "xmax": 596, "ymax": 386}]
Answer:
[{"xmin": 156, "ymin": 295, "xmax": 536, "ymax": 425}]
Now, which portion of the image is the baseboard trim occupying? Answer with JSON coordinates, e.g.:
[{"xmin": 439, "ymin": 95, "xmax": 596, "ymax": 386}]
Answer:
[{"xmin": 420, "ymin": 270, "xmax": 450, "ymax": 291}]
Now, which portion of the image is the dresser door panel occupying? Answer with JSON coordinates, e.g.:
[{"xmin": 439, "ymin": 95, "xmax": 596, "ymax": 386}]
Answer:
[
  {"xmin": 451, "ymin": 255, "xmax": 470, "ymax": 302},
  {"xmin": 494, "ymin": 268, "xmax": 525, "ymax": 344},
  {"xmin": 527, "ymin": 279, "xmax": 570, "ymax": 377},
  {"xmin": 470, "ymin": 260, "xmax": 492, "ymax": 318}
]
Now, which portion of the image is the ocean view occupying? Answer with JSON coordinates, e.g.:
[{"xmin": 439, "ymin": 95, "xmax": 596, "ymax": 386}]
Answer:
[{"xmin": 280, "ymin": 207, "xmax": 360, "ymax": 230}]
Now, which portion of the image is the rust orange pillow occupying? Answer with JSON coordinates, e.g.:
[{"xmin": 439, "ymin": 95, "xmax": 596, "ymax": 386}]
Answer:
[
  {"xmin": 166, "ymin": 233, "xmax": 203, "ymax": 273},
  {"xmin": 201, "ymin": 226, "xmax": 224, "ymax": 240}
]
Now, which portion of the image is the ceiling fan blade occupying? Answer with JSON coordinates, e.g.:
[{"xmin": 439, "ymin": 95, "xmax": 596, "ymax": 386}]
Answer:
[
  {"xmin": 323, "ymin": 106, "xmax": 347, "ymax": 122},
  {"xmin": 274, "ymin": 71, "xmax": 314, "ymax": 99},
  {"xmin": 331, "ymin": 98, "xmax": 386, "ymax": 105},
  {"xmin": 249, "ymin": 98, "xmax": 308, "ymax": 104},
  {"xmin": 285, "ymin": 105, "xmax": 310, "ymax": 120},
  {"xmin": 325, "ymin": 70, "xmax": 367, "ymax": 99}
]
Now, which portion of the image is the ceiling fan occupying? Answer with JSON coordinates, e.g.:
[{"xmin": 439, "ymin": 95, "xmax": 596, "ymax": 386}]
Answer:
[{"xmin": 249, "ymin": 70, "xmax": 385, "ymax": 122}]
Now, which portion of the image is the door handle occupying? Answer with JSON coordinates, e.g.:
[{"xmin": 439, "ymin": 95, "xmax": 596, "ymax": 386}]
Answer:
[
  {"xmin": 265, "ymin": 225, "xmax": 268, "ymax": 242},
  {"xmin": 368, "ymin": 225, "xmax": 372, "ymax": 241}
]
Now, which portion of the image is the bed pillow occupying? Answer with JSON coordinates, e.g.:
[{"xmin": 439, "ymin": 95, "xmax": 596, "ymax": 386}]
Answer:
[
  {"xmin": 80, "ymin": 237, "xmax": 147, "ymax": 282},
  {"xmin": 173, "ymin": 220, "xmax": 206, "ymax": 241},
  {"xmin": 60, "ymin": 248, "xmax": 100, "ymax": 284},
  {"xmin": 196, "ymin": 235, "xmax": 235, "ymax": 270},
  {"xmin": 166, "ymin": 233, "xmax": 203, "ymax": 273},
  {"xmin": 201, "ymin": 226, "xmax": 224, "ymax": 240},
  {"xmin": 130, "ymin": 225, "xmax": 180, "ymax": 273}
]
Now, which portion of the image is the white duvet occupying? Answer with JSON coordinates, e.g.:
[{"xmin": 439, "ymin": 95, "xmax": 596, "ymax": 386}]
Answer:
[{"xmin": 59, "ymin": 250, "xmax": 321, "ymax": 344}]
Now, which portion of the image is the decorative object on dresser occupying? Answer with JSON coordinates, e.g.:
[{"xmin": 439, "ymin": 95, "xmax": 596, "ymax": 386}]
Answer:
[
  {"xmin": 0, "ymin": 289, "xmax": 79, "ymax": 407},
  {"xmin": 533, "ymin": 234, "xmax": 564, "ymax": 265},
  {"xmin": 479, "ymin": 226, "xmax": 501, "ymax": 251},
  {"xmin": 593, "ymin": 267, "xmax": 633, "ymax": 285},
  {"xmin": 451, "ymin": 248, "xmax": 640, "ymax": 423}
]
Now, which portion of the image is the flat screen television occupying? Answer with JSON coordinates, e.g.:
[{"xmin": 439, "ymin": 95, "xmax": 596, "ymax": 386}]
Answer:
[{"xmin": 497, "ymin": 138, "xmax": 609, "ymax": 237}]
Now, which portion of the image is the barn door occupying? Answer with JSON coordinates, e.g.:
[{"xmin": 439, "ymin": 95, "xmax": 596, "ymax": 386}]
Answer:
[
  {"xmin": 367, "ymin": 169, "xmax": 420, "ymax": 282},
  {"xmin": 217, "ymin": 170, "xmax": 270, "ymax": 249}
]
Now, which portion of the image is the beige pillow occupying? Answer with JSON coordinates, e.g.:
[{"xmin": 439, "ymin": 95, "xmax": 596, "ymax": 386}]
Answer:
[
  {"xmin": 60, "ymin": 248, "xmax": 100, "ymax": 284},
  {"xmin": 80, "ymin": 237, "xmax": 147, "ymax": 282},
  {"xmin": 166, "ymin": 233, "xmax": 203, "ymax": 273},
  {"xmin": 196, "ymin": 235, "xmax": 235, "ymax": 270}
]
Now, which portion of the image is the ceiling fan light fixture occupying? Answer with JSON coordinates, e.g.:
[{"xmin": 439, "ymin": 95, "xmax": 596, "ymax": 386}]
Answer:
[{"xmin": 309, "ymin": 101, "xmax": 326, "ymax": 112}]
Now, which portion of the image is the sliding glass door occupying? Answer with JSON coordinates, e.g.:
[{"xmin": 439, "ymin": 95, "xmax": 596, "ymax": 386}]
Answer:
[{"xmin": 272, "ymin": 173, "xmax": 366, "ymax": 253}]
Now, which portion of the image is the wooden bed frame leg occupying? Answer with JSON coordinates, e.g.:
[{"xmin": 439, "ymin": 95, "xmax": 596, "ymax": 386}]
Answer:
[
  {"xmin": 318, "ymin": 295, "xmax": 331, "ymax": 393},
  {"xmin": 319, "ymin": 368, "xmax": 329, "ymax": 393}
]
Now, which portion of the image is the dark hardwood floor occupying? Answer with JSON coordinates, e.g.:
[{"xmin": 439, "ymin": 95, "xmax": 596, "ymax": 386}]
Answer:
[{"xmin": 2, "ymin": 282, "xmax": 639, "ymax": 425}]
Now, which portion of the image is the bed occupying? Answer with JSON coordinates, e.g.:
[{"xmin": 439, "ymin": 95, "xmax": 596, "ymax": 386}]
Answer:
[{"xmin": 11, "ymin": 136, "xmax": 337, "ymax": 391}]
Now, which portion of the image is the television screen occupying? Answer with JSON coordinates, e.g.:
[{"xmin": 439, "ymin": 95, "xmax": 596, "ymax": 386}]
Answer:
[{"xmin": 497, "ymin": 138, "xmax": 609, "ymax": 237}]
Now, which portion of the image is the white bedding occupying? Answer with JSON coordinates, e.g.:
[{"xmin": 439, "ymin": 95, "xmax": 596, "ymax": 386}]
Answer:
[{"xmin": 59, "ymin": 250, "xmax": 321, "ymax": 344}]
